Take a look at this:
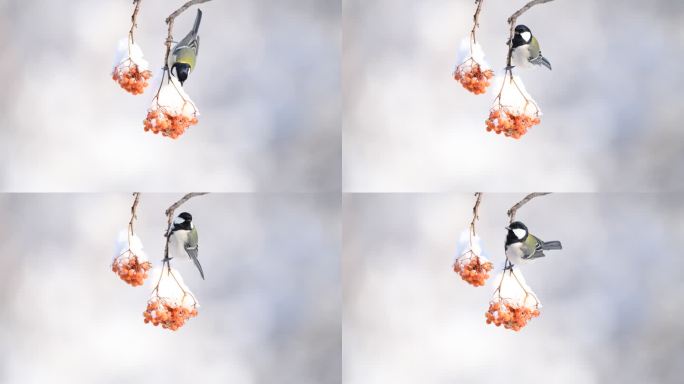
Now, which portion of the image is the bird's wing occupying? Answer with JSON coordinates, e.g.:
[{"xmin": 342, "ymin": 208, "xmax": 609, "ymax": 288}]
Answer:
[
  {"xmin": 527, "ymin": 37, "xmax": 552, "ymax": 69},
  {"xmin": 185, "ymin": 228, "xmax": 204, "ymax": 279},
  {"xmin": 523, "ymin": 234, "xmax": 546, "ymax": 260},
  {"xmin": 528, "ymin": 37, "xmax": 541, "ymax": 60},
  {"xmin": 530, "ymin": 54, "xmax": 552, "ymax": 70}
]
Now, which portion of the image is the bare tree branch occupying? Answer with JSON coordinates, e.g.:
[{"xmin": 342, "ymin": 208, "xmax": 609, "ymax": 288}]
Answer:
[
  {"xmin": 162, "ymin": 192, "xmax": 209, "ymax": 263},
  {"xmin": 469, "ymin": 192, "xmax": 483, "ymax": 237},
  {"xmin": 470, "ymin": 0, "xmax": 485, "ymax": 44},
  {"xmin": 128, "ymin": 0, "xmax": 143, "ymax": 44},
  {"xmin": 505, "ymin": 0, "xmax": 555, "ymax": 69},
  {"xmin": 163, "ymin": 0, "xmax": 213, "ymax": 73},
  {"xmin": 507, "ymin": 192, "xmax": 551, "ymax": 223},
  {"xmin": 129, "ymin": 192, "xmax": 141, "ymax": 235}
]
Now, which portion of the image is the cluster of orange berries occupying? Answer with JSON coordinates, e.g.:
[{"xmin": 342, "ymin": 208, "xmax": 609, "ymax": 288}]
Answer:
[
  {"xmin": 485, "ymin": 108, "xmax": 541, "ymax": 139},
  {"xmin": 485, "ymin": 301, "xmax": 540, "ymax": 331},
  {"xmin": 143, "ymin": 299, "xmax": 198, "ymax": 331},
  {"xmin": 453, "ymin": 256, "xmax": 493, "ymax": 287},
  {"xmin": 143, "ymin": 109, "xmax": 198, "ymax": 139},
  {"xmin": 112, "ymin": 255, "xmax": 152, "ymax": 287},
  {"xmin": 454, "ymin": 63, "xmax": 494, "ymax": 95},
  {"xmin": 112, "ymin": 64, "xmax": 152, "ymax": 95}
]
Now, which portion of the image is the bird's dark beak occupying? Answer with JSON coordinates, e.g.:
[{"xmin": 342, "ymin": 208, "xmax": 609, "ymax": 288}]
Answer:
[{"xmin": 505, "ymin": 227, "xmax": 510, "ymax": 230}]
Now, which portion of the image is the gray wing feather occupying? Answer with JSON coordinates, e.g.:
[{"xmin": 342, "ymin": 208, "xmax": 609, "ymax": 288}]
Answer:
[
  {"xmin": 521, "ymin": 236, "xmax": 547, "ymax": 260},
  {"xmin": 530, "ymin": 53, "xmax": 552, "ymax": 70},
  {"xmin": 185, "ymin": 245, "xmax": 205, "ymax": 280},
  {"xmin": 185, "ymin": 228, "xmax": 204, "ymax": 279}
]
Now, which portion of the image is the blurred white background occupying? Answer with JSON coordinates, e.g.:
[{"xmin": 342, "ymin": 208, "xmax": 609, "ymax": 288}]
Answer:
[
  {"xmin": 0, "ymin": 193, "xmax": 340, "ymax": 383},
  {"xmin": 343, "ymin": 193, "xmax": 684, "ymax": 383},
  {"xmin": 0, "ymin": 0, "xmax": 340, "ymax": 191},
  {"xmin": 343, "ymin": 0, "xmax": 684, "ymax": 192}
]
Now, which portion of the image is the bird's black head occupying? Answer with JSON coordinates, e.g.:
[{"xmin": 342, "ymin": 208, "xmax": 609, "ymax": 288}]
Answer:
[
  {"xmin": 513, "ymin": 24, "xmax": 533, "ymax": 47},
  {"xmin": 173, "ymin": 212, "xmax": 193, "ymax": 230},
  {"xmin": 515, "ymin": 25, "xmax": 531, "ymax": 34},
  {"xmin": 172, "ymin": 63, "xmax": 191, "ymax": 85},
  {"xmin": 506, "ymin": 221, "xmax": 529, "ymax": 244}
]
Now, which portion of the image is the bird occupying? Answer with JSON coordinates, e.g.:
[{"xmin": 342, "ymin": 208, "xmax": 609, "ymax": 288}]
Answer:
[
  {"xmin": 167, "ymin": 212, "xmax": 205, "ymax": 280},
  {"xmin": 509, "ymin": 25, "xmax": 552, "ymax": 70},
  {"xmin": 168, "ymin": 9, "xmax": 203, "ymax": 86},
  {"xmin": 505, "ymin": 221, "xmax": 561, "ymax": 267}
]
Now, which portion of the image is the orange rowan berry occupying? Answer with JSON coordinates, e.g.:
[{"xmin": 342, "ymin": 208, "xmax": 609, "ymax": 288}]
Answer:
[
  {"xmin": 112, "ymin": 253, "xmax": 152, "ymax": 287},
  {"xmin": 112, "ymin": 62, "xmax": 152, "ymax": 95},
  {"xmin": 143, "ymin": 298, "xmax": 198, "ymax": 331},
  {"xmin": 485, "ymin": 108, "xmax": 540, "ymax": 139},
  {"xmin": 453, "ymin": 255, "xmax": 493, "ymax": 287},
  {"xmin": 143, "ymin": 108, "xmax": 198, "ymax": 139},
  {"xmin": 454, "ymin": 63, "xmax": 494, "ymax": 95}
]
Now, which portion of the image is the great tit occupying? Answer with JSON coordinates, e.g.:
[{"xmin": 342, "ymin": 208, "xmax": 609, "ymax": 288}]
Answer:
[
  {"xmin": 168, "ymin": 212, "xmax": 205, "ymax": 280},
  {"xmin": 169, "ymin": 9, "xmax": 202, "ymax": 86},
  {"xmin": 510, "ymin": 25, "xmax": 552, "ymax": 70},
  {"xmin": 505, "ymin": 221, "xmax": 561, "ymax": 267}
]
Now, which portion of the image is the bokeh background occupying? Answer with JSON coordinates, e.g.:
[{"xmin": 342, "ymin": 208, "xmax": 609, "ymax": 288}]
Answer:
[
  {"xmin": 0, "ymin": 0, "xmax": 340, "ymax": 191},
  {"xmin": 0, "ymin": 193, "xmax": 340, "ymax": 383},
  {"xmin": 343, "ymin": 0, "xmax": 684, "ymax": 192},
  {"xmin": 343, "ymin": 193, "xmax": 684, "ymax": 383}
]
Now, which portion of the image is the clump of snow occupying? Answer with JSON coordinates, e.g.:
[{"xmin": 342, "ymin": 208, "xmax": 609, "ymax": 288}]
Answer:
[
  {"xmin": 491, "ymin": 267, "xmax": 541, "ymax": 309},
  {"xmin": 492, "ymin": 71, "xmax": 541, "ymax": 116},
  {"xmin": 113, "ymin": 37, "xmax": 150, "ymax": 71},
  {"xmin": 152, "ymin": 75, "xmax": 199, "ymax": 117},
  {"xmin": 455, "ymin": 37, "xmax": 490, "ymax": 69},
  {"xmin": 149, "ymin": 267, "xmax": 199, "ymax": 308},
  {"xmin": 114, "ymin": 229, "xmax": 148, "ymax": 262},
  {"xmin": 455, "ymin": 229, "xmax": 483, "ymax": 259}
]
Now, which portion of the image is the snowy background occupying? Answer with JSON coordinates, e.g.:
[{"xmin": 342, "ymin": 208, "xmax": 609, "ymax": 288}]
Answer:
[
  {"xmin": 343, "ymin": 0, "xmax": 684, "ymax": 191},
  {"xmin": 0, "ymin": 0, "xmax": 340, "ymax": 191},
  {"xmin": 0, "ymin": 193, "xmax": 340, "ymax": 383},
  {"xmin": 343, "ymin": 193, "xmax": 684, "ymax": 383}
]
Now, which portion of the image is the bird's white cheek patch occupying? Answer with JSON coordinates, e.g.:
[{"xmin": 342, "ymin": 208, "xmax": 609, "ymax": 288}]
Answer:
[
  {"xmin": 174, "ymin": 217, "xmax": 184, "ymax": 225},
  {"xmin": 520, "ymin": 31, "xmax": 531, "ymax": 42},
  {"xmin": 512, "ymin": 228, "xmax": 527, "ymax": 239}
]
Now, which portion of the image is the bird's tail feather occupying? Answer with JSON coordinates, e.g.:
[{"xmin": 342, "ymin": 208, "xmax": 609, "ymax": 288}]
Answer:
[
  {"xmin": 192, "ymin": 9, "xmax": 203, "ymax": 36},
  {"xmin": 190, "ymin": 254, "xmax": 205, "ymax": 280},
  {"xmin": 541, "ymin": 240, "xmax": 562, "ymax": 250},
  {"xmin": 540, "ymin": 55, "xmax": 552, "ymax": 70}
]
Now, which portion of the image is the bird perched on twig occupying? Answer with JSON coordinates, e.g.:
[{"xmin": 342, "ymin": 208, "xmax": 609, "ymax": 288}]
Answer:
[
  {"xmin": 510, "ymin": 25, "xmax": 552, "ymax": 70},
  {"xmin": 505, "ymin": 221, "xmax": 561, "ymax": 267},
  {"xmin": 167, "ymin": 212, "xmax": 204, "ymax": 280},
  {"xmin": 169, "ymin": 9, "xmax": 203, "ymax": 86}
]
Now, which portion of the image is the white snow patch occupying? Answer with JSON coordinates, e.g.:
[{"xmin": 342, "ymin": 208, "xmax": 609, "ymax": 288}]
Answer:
[
  {"xmin": 113, "ymin": 229, "xmax": 148, "ymax": 262},
  {"xmin": 149, "ymin": 267, "xmax": 199, "ymax": 308},
  {"xmin": 492, "ymin": 71, "xmax": 541, "ymax": 116},
  {"xmin": 113, "ymin": 37, "xmax": 150, "ymax": 71},
  {"xmin": 151, "ymin": 75, "xmax": 200, "ymax": 117},
  {"xmin": 491, "ymin": 267, "xmax": 541, "ymax": 309},
  {"xmin": 455, "ymin": 37, "xmax": 491, "ymax": 70}
]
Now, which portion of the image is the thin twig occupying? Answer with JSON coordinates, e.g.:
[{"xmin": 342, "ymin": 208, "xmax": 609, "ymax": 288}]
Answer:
[
  {"xmin": 505, "ymin": 0, "xmax": 555, "ymax": 68},
  {"xmin": 506, "ymin": 192, "xmax": 551, "ymax": 223},
  {"xmin": 128, "ymin": 0, "xmax": 143, "ymax": 45},
  {"xmin": 163, "ymin": 0, "xmax": 213, "ymax": 73},
  {"xmin": 469, "ymin": 192, "xmax": 483, "ymax": 239},
  {"xmin": 129, "ymin": 192, "xmax": 141, "ymax": 236},
  {"xmin": 469, "ymin": 0, "xmax": 485, "ymax": 46}
]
